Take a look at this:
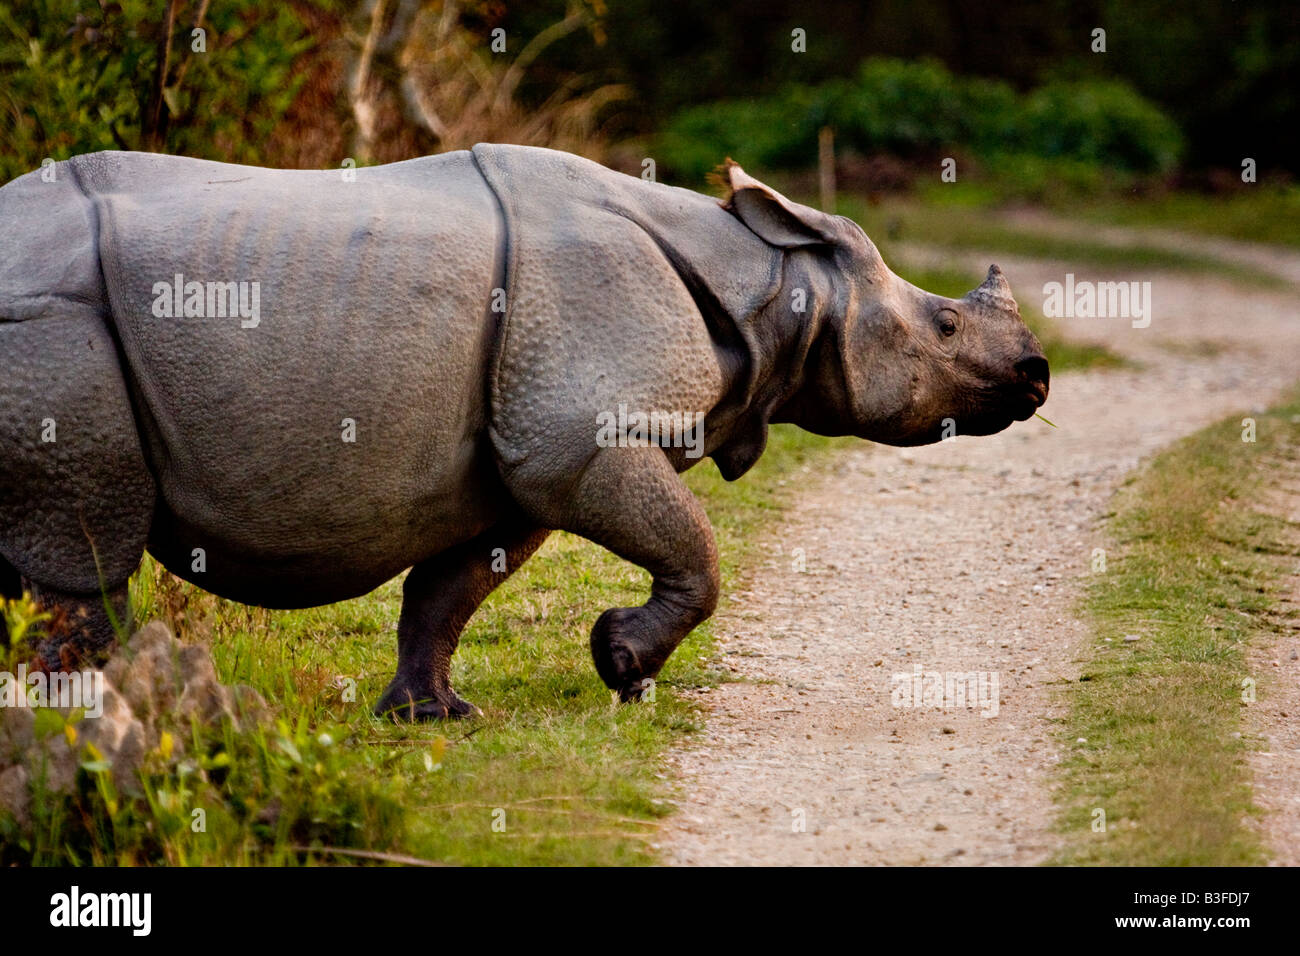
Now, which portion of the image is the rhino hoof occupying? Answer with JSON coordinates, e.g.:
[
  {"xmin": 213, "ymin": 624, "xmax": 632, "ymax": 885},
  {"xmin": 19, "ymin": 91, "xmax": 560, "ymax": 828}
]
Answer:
[
  {"xmin": 590, "ymin": 607, "xmax": 649, "ymax": 698},
  {"xmin": 374, "ymin": 684, "xmax": 481, "ymax": 722},
  {"xmin": 615, "ymin": 680, "xmax": 653, "ymax": 704}
]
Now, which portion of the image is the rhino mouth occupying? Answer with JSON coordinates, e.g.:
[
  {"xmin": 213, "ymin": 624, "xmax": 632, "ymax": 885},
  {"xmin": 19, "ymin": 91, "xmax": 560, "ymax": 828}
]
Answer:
[
  {"xmin": 1013, "ymin": 387, "xmax": 1047, "ymax": 420},
  {"xmin": 1004, "ymin": 377, "xmax": 1049, "ymax": 422}
]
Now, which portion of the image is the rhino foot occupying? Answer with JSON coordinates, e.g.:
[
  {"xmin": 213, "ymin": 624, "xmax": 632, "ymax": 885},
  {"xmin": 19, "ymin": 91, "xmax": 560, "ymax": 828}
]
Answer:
[
  {"xmin": 28, "ymin": 583, "xmax": 131, "ymax": 672},
  {"xmin": 590, "ymin": 607, "xmax": 658, "ymax": 703},
  {"xmin": 374, "ymin": 681, "xmax": 481, "ymax": 722}
]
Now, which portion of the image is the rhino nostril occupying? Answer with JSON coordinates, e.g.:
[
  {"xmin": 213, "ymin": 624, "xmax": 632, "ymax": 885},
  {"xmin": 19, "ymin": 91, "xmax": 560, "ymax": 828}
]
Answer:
[{"xmin": 1015, "ymin": 354, "xmax": 1050, "ymax": 389}]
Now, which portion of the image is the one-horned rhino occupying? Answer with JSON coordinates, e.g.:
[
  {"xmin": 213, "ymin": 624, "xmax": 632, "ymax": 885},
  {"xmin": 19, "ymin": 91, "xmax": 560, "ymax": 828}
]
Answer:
[{"xmin": 0, "ymin": 145, "xmax": 1048, "ymax": 718}]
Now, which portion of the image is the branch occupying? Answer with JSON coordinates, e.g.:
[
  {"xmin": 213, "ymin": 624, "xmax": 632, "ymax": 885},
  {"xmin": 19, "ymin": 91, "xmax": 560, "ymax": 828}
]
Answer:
[
  {"xmin": 348, "ymin": 0, "xmax": 389, "ymax": 161},
  {"xmin": 144, "ymin": 0, "xmax": 180, "ymax": 149},
  {"xmin": 493, "ymin": 10, "xmax": 587, "ymax": 117},
  {"xmin": 169, "ymin": 0, "xmax": 212, "ymax": 95}
]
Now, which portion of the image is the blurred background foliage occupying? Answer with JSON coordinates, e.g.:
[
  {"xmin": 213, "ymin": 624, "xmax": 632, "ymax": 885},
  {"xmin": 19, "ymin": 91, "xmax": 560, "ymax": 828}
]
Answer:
[
  {"xmin": 0, "ymin": 0, "xmax": 1296, "ymax": 198},
  {"xmin": 655, "ymin": 61, "xmax": 1186, "ymax": 184},
  {"xmin": 0, "ymin": 0, "xmax": 318, "ymax": 170}
]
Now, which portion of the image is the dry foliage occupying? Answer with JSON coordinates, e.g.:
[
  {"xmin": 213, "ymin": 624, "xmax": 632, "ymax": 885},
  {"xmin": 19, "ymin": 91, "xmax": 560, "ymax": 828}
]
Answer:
[{"xmin": 344, "ymin": 0, "xmax": 625, "ymax": 166}]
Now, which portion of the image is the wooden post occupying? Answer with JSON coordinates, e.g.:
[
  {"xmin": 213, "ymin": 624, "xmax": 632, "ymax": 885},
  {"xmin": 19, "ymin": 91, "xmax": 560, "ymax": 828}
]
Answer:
[{"xmin": 818, "ymin": 126, "xmax": 836, "ymax": 214}]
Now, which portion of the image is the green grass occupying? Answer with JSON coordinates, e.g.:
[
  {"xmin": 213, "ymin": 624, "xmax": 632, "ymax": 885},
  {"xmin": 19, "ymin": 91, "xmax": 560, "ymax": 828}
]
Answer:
[
  {"xmin": 1053, "ymin": 390, "xmax": 1300, "ymax": 865},
  {"xmin": 839, "ymin": 195, "xmax": 1289, "ymax": 290},
  {"xmin": 909, "ymin": 169, "xmax": 1300, "ymax": 248},
  {"xmin": 3, "ymin": 425, "xmax": 851, "ymax": 866},
  {"xmin": 1076, "ymin": 189, "xmax": 1300, "ymax": 249}
]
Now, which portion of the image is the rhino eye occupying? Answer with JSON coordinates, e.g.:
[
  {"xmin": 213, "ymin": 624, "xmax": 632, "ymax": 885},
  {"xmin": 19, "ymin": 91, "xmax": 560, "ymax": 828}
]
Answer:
[{"xmin": 937, "ymin": 311, "xmax": 959, "ymax": 337}]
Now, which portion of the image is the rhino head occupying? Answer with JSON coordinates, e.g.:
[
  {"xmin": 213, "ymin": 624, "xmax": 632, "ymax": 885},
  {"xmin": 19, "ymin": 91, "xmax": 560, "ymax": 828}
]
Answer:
[{"xmin": 721, "ymin": 163, "xmax": 1049, "ymax": 447}]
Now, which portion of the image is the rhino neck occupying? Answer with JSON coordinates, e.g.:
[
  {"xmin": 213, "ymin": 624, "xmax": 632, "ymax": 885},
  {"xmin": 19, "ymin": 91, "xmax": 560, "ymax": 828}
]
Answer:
[
  {"xmin": 767, "ymin": 334, "xmax": 857, "ymax": 437},
  {"xmin": 767, "ymin": 255, "xmax": 867, "ymax": 438},
  {"xmin": 707, "ymin": 252, "xmax": 841, "ymax": 479}
]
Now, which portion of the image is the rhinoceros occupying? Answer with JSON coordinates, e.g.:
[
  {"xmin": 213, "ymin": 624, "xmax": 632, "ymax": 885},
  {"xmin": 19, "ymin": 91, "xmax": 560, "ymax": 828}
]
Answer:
[{"xmin": 0, "ymin": 144, "xmax": 1048, "ymax": 718}]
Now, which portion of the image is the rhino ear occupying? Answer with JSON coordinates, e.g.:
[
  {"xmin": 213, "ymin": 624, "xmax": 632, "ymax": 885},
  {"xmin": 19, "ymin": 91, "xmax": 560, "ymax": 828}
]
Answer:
[{"xmin": 722, "ymin": 160, "xmax": 836, "ymax": 249}]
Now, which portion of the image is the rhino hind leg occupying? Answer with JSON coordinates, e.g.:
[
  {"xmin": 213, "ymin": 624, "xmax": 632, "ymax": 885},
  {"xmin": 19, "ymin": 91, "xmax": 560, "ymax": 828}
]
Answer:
[
  {"xmin": 0, "ymin": 543, "xmax": 128, "ymax": 670},
  {"xmin": 374, "ymin": 519, "xmax": 550, "ymax": 721},
  {"xmin": 509, "ymin": 446, "xmax": 720, "ymax": 702},
  {"xmin": 28, "ymin": 581, "xmax": 130, "ymax": 670},
  {"xmin": 0, "ymin": 315, "xmax": 154, "ymax": 668}
]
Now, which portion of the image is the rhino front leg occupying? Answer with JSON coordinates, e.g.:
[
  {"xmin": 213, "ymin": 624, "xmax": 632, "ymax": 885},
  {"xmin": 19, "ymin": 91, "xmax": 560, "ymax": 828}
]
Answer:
[
  {"xmin": 521, "ymin": 447, "xmax": 720, "ymax": 702},
  {"xmin": 375, "ymin": 520, "xmax": 550, "ymax": 721}
]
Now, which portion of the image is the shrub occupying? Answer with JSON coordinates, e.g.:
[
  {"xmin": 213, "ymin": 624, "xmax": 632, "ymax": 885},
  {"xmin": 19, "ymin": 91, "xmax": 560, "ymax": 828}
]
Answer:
[
  {"xmin": 655, "ymin": 87, "xmax": 829, "ymax": 182},
  {"xmin": 0, "ymin": 0, "xmax": 315, "ymax": 183},
  {"xmin": 830, "ymin": 58, "xmax": 973, "ymax": 156},
  {"xmin": 1016, "ymin": 79, "xmax": 1184, "ymax": 174},
  {"xmin": 654, "ymin": 57, "xmax": 1184, "ymax": 185}
]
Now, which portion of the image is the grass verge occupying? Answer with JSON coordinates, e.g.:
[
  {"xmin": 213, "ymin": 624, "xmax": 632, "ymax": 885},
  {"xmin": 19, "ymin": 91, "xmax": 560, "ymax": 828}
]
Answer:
[
  {"xmin": 1053, "ymin": 390, "xmax": 1300, "ymax": 865},
  {"xmin": 839, "ymin": 195, "xmax": 1288, "ymax": 290},
  {"xmin": 910, "ymin": 177, "xmax": 1300, "ymax": 249},
  {"xmin": 2, "ymin": 426, "xmax": 850, "ymax": 865},
  {"xmin": 1077, "ymin": 189, "xmax": 1300, "ymax": 249}
]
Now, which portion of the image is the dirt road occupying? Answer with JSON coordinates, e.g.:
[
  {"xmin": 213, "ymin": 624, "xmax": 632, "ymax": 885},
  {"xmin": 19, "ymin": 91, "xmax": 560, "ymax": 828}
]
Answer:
[{"xmin": 661, "ymin": 248, "xmax": 1300, "ymax": 865}]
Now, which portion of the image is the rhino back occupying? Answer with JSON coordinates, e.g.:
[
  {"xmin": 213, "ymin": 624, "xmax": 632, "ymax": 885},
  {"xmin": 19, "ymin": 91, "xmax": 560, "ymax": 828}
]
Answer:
[{"xmin": 76, "ymin": 151, "xmax": 508, "ymax": 600}]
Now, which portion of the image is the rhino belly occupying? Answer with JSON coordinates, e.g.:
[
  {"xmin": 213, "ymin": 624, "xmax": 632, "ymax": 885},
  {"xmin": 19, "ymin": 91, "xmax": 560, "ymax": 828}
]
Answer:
[{"xmin": 83, "ymin": 152, "xmax": 507, "ymax": 603}]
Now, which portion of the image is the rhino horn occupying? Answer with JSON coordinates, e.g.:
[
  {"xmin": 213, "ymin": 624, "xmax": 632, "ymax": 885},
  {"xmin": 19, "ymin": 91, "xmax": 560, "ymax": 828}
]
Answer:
[{"xmin": 968, "ymin": 264, "xmax": 1016, "ymax": 310}]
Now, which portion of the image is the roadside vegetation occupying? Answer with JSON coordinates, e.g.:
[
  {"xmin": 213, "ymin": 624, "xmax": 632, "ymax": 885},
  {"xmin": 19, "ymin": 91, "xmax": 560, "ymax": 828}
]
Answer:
[
  {"xmin": 651, "ymin": 55, "xmax": 1296, "ymax": 268},
  {"xmin": 1054, "ymin": 390, "xmax": 1300, "ymax": 865},
  {"xmin": 840, "ymin": 196, "xmax": 1290, "ymax": 291},
  {"xmin": 914, "ymin": 180, "xmax": 1300, "ymax": 250},
  {"xmin": 656, "ymin": 58, "xmax": 1183, "ymax": 186}
]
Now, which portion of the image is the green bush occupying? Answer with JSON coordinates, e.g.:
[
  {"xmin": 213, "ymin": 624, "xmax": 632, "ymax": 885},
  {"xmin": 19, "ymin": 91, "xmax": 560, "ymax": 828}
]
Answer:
[
  {"xmin": 654, "ymin": 57, "xmax": 1184, "ymax": 185},
  {"xmin": 655, "ymin": 86, "xmax": 831, "ymax": 182},
  {"xmin": 829, "ymin": 59, "xmax": 973, "ymax": 156},
  {"xmin": 1, "ymin": 711, "xmax": 410, "ymax": 866},
  {"xmin": 1017, "ymin": 79, "xmax": 1184, "ymax": 174},
  {"xmin": 956, "ymin": 74, "xmax": 1023, "ymax": 154},
  {"xmin": 0, "ymin": 0, "xmax": 316, "ymax": 184}
]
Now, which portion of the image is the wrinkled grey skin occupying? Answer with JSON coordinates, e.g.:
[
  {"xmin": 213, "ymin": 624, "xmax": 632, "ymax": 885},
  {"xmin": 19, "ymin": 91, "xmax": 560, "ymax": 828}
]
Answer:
[{"xmin": 0, "ymin": 144, "xmax": 1048, "ymax": 717}]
